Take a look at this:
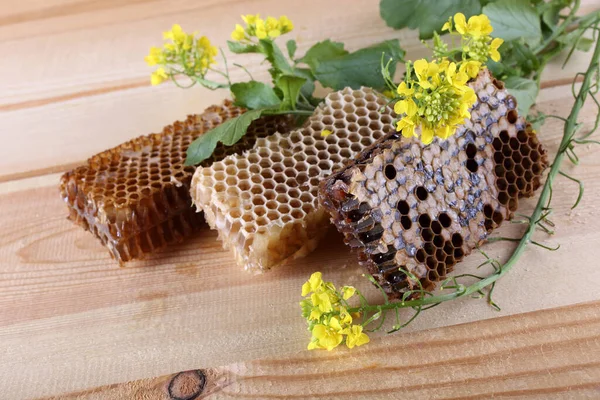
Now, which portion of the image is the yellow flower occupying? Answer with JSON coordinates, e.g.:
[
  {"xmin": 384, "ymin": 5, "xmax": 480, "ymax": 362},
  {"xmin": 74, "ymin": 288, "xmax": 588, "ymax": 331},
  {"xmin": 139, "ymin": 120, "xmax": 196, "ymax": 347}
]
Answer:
[
  {"xmin": 144, "ymin": 47, "xmax": 163, "ymax": 66},
  {"xmin": 394, "ymin": 98, "xmax": 417, "ymax": 117},
  {"xmin": 231, "ymin": 24, "xmax": 246, "ymax": 41},
  {"xmin": 459, "ymin": 60, "xmax": 481, "ymax": 79},
  {"xmin": 242, "ymin": 14, "xmax": 260, "ymax": 25},
  {"xmin": 308, "ymin": 317, "xmax": 344, "ymax": 351},
  {"xmin": 279, "ymin": 16, "xmax": 294, "ymax": 33},
  {"xmin": 302, "ymin": 272, "xmax": 323, "ymax": 296},
  {"xmin": 396, "ymin": 81, "xmax": 414, "ymax": 97},
  {"xmin": 338, "ymin": 307, "xmax": 353, "ymax": 325},
  {"xmin": 150, "ymin": 67, "xmax": 168, "ymax": 86},
  {"xmin": 489, "ymin": 38, "xmax": 504, "ymax": 62},
  {"xmin": 341, "ymin": 286, "xmax": 356, "ymax": 300},
  {"xmin": 344, "ymin": 325, "xmax": 370, "ymax": 349},
  {"xmin": 454, "ymin": 13, "xmax": 493, "ymax": 38},
  {"xmin": 255, "ymin": 19, "xmax": 267, "ymax": 39},
  {"xmin": 265, "ymin": 16, "xmax": 281, "ymax": 38},
  {"xmin": 311, "ymin": 292, "xmax": 333, "ymax": 313},
  {"xmin": 309, "ymin": 307, "xmax": 323, "ymax": 321},
  {"xmin": 321, "ymin": 129, "xmax": 332, "ymax": 138},
  {"xmin": 445, "ymin": 62, "xmax": 469, "ymax": 88},
  {"xmin": 414, "ymin": 59, "xmax": 439, "ymax": 89},
  {"xmin": 163, "ymin": 24, "xmax": 187, "ymax": 44},
  {"xmin": 396, "ymin": 117, "xmax": 416, "ymax": 139}
]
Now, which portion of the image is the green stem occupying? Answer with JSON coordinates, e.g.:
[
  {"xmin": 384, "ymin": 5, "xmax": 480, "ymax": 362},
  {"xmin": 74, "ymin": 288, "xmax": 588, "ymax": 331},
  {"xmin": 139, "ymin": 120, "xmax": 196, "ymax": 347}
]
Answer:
[{"xmin": 348, "ymin": 31, "xmax": 600, "ymax": 316}]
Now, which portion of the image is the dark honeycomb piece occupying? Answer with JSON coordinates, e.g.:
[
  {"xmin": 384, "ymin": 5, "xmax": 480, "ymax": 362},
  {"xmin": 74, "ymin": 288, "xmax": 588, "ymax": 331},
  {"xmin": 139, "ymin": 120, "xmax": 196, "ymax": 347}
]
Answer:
[
  {"xmin": 319, "ymin": 69, "xmax": 548, "ymax": 298},
  {"xmin": 59, "ymin": 101, "xmax": 294, "ymax": 263}
]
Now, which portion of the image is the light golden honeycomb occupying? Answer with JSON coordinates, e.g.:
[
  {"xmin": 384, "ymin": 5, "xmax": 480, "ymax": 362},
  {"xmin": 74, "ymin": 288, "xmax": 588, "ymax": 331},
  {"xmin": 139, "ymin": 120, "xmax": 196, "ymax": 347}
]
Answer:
[
  {"xmin": 191, "ymin": 88, "xmax": 395, "ymax": 271},
  {"xmin": 60, "ymin": 101, "xmax": 293, "ymax": 263},
  {"xmin": 319, "ymin": 69, "xmax": 548, "ymax": 298}
]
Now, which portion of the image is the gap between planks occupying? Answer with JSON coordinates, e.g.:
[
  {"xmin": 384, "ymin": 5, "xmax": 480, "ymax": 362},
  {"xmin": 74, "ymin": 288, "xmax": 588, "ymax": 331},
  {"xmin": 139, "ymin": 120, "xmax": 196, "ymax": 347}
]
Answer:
[{"xmin": 0, "ymin": 77, "xmax": 593, "ymax": 186}]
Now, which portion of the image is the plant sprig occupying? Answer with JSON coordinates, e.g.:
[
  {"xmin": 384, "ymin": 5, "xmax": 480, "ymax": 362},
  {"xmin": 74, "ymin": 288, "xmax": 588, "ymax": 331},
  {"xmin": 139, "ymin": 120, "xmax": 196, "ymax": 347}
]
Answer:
[
  {"xmin": 146, "ymin": 16, "xmax": 404, "ymax": 166},
  {"xmin": 381, "ymin": 0, "xmax": 600, "ymax": 119},
  {"xmin": 301, "ymin": 16, "xmax": 600, "ymax": 348}
]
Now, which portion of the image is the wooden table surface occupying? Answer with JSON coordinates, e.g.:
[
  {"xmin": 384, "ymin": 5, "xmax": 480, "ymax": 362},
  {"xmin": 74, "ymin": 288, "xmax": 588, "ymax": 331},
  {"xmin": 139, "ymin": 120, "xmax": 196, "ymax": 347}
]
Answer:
[{"xmin": 2, "ymin": 1, "xmax": 600, "ymax": 399}]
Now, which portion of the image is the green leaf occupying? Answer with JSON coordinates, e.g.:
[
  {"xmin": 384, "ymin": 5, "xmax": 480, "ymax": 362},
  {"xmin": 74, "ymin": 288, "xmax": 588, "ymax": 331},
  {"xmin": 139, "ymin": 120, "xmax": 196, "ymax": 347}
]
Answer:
[
  {"xmin": 195, "ymin": 77, "xmax": 229, "ymax": 90},
  {"xmin": 556, "ymin": 30, "xmax": 594, "ymax": 52},
  {"xmin": 286, "ymin": 39, "xmax": 297, "ymax": 60},
  {"xmin": 260, "ymin": 39, "xmax": 294, "ymax": 78},
  {"xmin": 379, "ymin": 0, "xmax": 481, "ymax": 39},
  {"xmin": 227, "ymin": 40, "xmax": 260, "ymax": 54},
  {"xmin": 575, "ymin": 37, "xmax": 594, "ymax": 52},
  {"xmin": 504, "ymin": 76, "xmax": 539, "ymax": 116},
  {"xmin": 276, "ymin": 75, "xmax": 307, "ymax": 110},
  {"xmin": 230, "ymin": 81, "xmax": 281, "ymax": 109},
  {"xmin": 483, "ymin": 0, "xmax": 542, "ymax": 44},
  {"xmin": 185, "ymin": 109, "xmax": 265, "ymax": 166},
  {"xmin": 299, "ymin": 39, "xmax": 348, "ymax": 70},
  {"xmin": 542, "ymin": 4, "xmax": 562, "ymax": 32},
  {"xmin": 313, "ymin": 40, "xmax": 404, "ymax": 91}
]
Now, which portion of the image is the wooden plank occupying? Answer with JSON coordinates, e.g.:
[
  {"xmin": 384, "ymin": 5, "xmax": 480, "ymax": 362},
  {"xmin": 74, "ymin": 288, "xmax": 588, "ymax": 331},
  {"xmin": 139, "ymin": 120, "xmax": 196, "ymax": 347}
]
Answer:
[
  {"xmin": 1, "ymin": 0, "xmax": 598, "ymax": 180},
  {"xmin": 1, "ymin": 82, "xmax": 600, "ymax": 398},
  {"xmin": 50, "ymin": 300, "xmax": 600, "ymax": 399}
]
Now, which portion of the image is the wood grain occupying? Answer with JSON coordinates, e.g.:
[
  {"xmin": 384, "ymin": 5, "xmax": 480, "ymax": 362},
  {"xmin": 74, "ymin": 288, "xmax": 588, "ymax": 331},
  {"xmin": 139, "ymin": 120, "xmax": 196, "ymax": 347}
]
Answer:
[
  {"xmin": 1, "ymin": 0, "xmax": 598, "ymax": 180},
  {"xmin": 50, "ymin": 300, "xmax": 600, "ymax": 399},
  {"xmin": 2, "ymin": 0, "xmax": 600, "ymax": 398},
  {"xmin": 1, "ymin": 81, "xmax": 600, "ymax": 398}
]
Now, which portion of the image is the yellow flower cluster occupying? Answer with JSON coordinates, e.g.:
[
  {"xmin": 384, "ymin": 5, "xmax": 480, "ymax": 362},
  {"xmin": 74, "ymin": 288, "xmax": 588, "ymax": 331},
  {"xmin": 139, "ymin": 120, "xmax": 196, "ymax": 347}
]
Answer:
[
  {"xmin": 392, "ymin": 12, "xmax": 504, "ymax": 145},
  {"xmin": 145, "ymin": 24, "xmax": 218, "ymax": 86},
  {"xmin": 300, "ymin": 272, "xmax": 369, "ymax": 351},
  {"xmin": 394, "ymin": 58, "xmax": 478, "ymax": 144},
  {"xmin": 231, "ymin": 14, "xmax": 293, "ymax": 41},
  {"xmin": 442, "ymin": 13, "xmax": 504, "ymax": 63}
]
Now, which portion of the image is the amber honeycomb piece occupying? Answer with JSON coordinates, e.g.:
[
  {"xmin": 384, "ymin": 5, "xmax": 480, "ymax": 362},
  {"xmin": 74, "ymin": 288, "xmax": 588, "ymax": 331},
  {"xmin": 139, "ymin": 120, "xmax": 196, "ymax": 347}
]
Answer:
[
  {"xmin": 59, "ymin": 101, "xmax": 294, "ymax": 263},
  {"xmin": 191, "ymin": 88, "xmax": 395, "ymax": 272},
  {"xmin": 319, "ymin": 69, "xmax": 548, "ymax": 299}
]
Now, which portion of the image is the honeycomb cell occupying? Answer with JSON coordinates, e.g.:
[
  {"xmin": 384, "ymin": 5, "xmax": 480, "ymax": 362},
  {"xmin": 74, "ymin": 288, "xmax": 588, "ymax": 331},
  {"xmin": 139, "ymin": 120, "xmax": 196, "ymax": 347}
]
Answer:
[
  {"xmin": 59, "ymin": 100, "xmax": 294, "ymax": 263},
  {"xmin": 319, "ymin": 69, "xmax": 548, "ymax": 299},
  {"xmin": 191, "ymin": 87, "xmax": 394, "ymax": 272}
]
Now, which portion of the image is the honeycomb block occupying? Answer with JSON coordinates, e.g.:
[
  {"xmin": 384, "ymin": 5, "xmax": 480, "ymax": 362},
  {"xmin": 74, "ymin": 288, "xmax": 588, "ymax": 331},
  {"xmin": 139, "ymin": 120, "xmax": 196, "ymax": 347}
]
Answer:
[
  {"xmin": 191, "ymin": 88, "xmax": 395, "ymax": 271},
  {"xmin": 319, "ymin": 69, "xmax": 548, "ymax": 299},
  {"xmin": 60, "ymin": 101, "xmax": 293, "ymax": 263}
]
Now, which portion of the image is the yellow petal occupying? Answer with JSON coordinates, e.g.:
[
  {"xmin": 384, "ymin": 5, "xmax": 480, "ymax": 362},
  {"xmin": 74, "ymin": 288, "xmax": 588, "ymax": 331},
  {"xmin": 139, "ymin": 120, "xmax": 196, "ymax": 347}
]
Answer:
[
  {"xmin": 421, "ymin": 126, "xmax": 434, "ymax": 145},
  {"xmin": 279, "ymin": 16, "xmax": 294, "ymax": 32},
  {"xmin": 479, "ymin": 14, "xmax": 493, "ymax": 35},
  {"xmin": 311, "ymin": 324, "xmax": 327, "ymax": 340},
  {"xmin": 231, "ymin": 25, "xmax": 245, "ymax": 41},
  {"xmin": 405, "ymin": 98, "xmax": 417, "ymax": 117},
  {"xmin": 491, "ymin": 37, "xmax": 504, "ymax": 51},
  {"xmin": 396, "ymin": 81, "xmax": 414, "ymax": 97},
  {"xmin": 454, "ymin": 13, "xmax": 467, "ymax": 35},
  {"xmin": 413, "ymin": 59, "xmax": 429, "ymax": 80},
  {"xmin": 394, "ymin": 99, "xmax": 407, "ymax": 115},
  {"xmin": 309, "ymin": 308, "xmax": 322, "ymax": 320},
  {"xmin": 301, "ymin": 281, "xmax": 312, "ymax": 296},
  {"xmin": 341, "ymin": 286, "xmax": 356, "ymax": 300},
  {"xmin": 256, "ymin": 27, "xmax": 267, "ymax": 39},
  {"xmin": 242, "ymin": 14, "xmax": 259, "ymax": 25},
  {"xmin": 308, "ymin": 272, "xmax": 323, "ymax": 290},
  {"xmin": 268, "ymin": 29, "xmax": 281, "ymax": 38}
]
